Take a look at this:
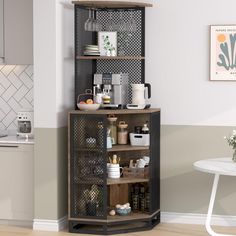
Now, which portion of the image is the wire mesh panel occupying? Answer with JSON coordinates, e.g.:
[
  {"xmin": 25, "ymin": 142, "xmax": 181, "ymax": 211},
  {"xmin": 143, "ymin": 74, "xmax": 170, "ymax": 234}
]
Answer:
[{"xmin": 70, "ymin": 114, "xmax": 107, "ymax": 219}]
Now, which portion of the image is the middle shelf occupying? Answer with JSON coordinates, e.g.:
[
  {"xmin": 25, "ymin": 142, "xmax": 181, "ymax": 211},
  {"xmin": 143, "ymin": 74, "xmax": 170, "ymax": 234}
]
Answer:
[
  {"xmin": 76, "ymin": 56, "xmax": 145, "ymax": 60},
  {"xmin": 75, "ymin": 145, "xmax": 149, "ymax": 153}
]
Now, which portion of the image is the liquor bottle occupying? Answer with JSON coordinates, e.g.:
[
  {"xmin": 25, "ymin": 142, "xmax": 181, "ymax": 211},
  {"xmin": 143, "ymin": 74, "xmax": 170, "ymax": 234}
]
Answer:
[
  {"xmin": 139, "ymin": 184, "xmax": 146, "ymax": 212},
  {"xmin": 132, "ymin": 184, "xmax": 140, "ymax": 212}
]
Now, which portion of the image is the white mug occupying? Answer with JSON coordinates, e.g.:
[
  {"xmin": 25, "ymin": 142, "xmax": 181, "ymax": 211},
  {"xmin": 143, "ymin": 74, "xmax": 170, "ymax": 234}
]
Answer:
[{"xmin": 107, "ymin": 164, "xmax": 123, "ymax": 178}]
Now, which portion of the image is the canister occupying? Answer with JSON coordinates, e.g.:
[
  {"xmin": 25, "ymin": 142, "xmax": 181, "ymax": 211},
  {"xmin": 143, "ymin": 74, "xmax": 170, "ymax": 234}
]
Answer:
[
  {"xmin": 107, "ymin": 115, "xmax": 118, "ymax": 145},
  {"xmin": 117, "ymin": 121, "xmax": 128, "ymax": 144}
]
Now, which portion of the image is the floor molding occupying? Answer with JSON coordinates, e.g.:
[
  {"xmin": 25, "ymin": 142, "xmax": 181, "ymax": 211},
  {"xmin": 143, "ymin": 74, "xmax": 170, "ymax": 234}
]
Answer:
[
  {"xmin": 33, "ymin": 215, "xmax": 68, "ymax": 231},
  {"xmin": 161, "ymin": 212, "xmax": 236, "ymax": 227}
]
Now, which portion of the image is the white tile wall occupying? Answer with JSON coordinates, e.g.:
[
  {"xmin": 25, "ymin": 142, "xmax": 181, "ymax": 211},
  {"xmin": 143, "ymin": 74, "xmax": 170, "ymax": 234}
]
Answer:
[{"xmin": 0, "ymin": 65, "xmax": 33, "ymax": 130}]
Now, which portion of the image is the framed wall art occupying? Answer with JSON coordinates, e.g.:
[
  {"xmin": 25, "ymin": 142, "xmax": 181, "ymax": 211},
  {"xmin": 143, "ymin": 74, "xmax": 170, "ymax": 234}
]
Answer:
[
  {"xmin": 210, "ymin": 25, "xmax": 236, "ymax": 81},
  {"xmin": 98, "ymin": 32, "xmax": 117, "ymax": 57}
]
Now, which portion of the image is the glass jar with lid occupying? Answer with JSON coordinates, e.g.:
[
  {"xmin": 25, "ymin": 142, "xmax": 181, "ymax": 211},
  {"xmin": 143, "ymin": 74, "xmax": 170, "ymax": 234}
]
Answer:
[
  {"xmin": 117, "ymin": 121, "xmax": 128, "ymax": 145},
  {"xmin": 107, "ymin": 115, "xmax": 118, "ymax": 145}
]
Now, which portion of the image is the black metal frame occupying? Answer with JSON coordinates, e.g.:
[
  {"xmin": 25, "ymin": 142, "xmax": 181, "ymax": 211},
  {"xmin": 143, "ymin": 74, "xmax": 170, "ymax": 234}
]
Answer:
[
  {"xmin": 74, "ymin": 5, "xmax": 146, "ymax": 108},
  {"xmin": 69, "ymin": 111, "xmax": 160, "ymax": 234}
]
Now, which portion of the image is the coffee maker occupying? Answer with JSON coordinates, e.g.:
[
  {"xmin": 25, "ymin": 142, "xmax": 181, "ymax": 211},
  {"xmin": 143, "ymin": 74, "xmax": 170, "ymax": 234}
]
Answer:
[
  {"xmin": 17, "ymin": 110, "xmax": 34, "ymax": 139},
  {"xmin": 93, "ymin": 73, "xmax": 129, "ymax": 108}
]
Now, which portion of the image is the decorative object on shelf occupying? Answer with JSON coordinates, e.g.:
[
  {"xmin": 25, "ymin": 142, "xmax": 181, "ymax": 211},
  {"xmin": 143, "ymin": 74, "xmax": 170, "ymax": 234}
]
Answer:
[
  {"xmin": 123, "ymin": 166, "xmax": 149, "ymax": 178},
  {"xmin": 224, "ymin": 130, "xmax": 236, "ymax": 162},
  {"xmin": 109, "ymin": 154, "xmax": 120, "ymax": 164},
  {"xmin": 107, "ymin": 163, "xmax": 123, "ymax": 179},
  {"xmin": 98, "ymin": 31, "xmax": 117, "ymax": 56},
  {"xmin": 83, "ymin": 185, "xmax": 100, "ymax": 216},
  {"xmin": 142, "ymin": 121, "xmax": 149, "ymax": 134},
  {"xmin": 109, "ymin": 209, "xmax": 116, "ymax": 216},
  {"xmin": 117, "ymin": 121, "xmax": 128, "ymax": 144},
  {"xmin": 107, "ymin": 128, "xmax": 112, "ymax": 149},
  {"xmin": 115, "ymin": 203, "xmax": 131, "ymax": 216},
  {"xmin": 83, "ymin": 44, "xmax": 100, "ymax": 56},
  {"xmin": 130, "ymin": 133, "xmax": 150, "ymax": 146},
  {"xmin": 210, "ymin": 25, "xmax": 236, "ymax": 81},
  {"xmin": 77, "ymin": 89, "xmax": 100, "ymax": 110},
  {"xmin": 108, "ymin": 115, "xmax": 118, "ymax": 145},
  {"xmin": 86, "ymin": 137, "xmax": 97, "ymax": 148}
]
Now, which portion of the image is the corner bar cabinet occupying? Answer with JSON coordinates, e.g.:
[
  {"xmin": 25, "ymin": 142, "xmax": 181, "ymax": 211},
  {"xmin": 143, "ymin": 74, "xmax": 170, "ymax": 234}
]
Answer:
[{"xmin": 68, "ymin": 109, "xmax": 160, "ymax": 234}]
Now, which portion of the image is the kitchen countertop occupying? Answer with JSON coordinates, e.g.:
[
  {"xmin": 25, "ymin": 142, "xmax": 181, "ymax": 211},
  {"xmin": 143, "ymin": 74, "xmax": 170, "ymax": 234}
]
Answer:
[{"xmin": 0, "ymin": 135, "xmax": 34, "ymax": 145}]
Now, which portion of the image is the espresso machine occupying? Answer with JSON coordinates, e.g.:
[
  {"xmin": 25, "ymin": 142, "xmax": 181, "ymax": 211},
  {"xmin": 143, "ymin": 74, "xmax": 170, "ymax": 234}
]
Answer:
[{"xmin": 93, "ymin": 73, "xmax": 129, "ymax": 109}]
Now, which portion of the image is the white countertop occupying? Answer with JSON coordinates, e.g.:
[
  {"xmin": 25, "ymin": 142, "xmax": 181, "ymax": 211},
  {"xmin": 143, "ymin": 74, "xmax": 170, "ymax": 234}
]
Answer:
[{"xmin": 0, "ymin": 135, "xmax": 34, "ymax": 145}]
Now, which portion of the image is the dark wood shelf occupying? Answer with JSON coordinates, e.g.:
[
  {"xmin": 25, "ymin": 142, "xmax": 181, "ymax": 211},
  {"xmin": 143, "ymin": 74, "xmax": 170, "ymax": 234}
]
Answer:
[
  {"xmin": 108, "ymin": 144, "xmax": 149, "ymax": 152},
  {"xmin": 72, "ymin": 1, "xmax": 153, "ymax": 8},
  {"xmin": 70, "ymin": 108, "xmax": 161, "ymax": 115},
  {"xmin": 77, "ymin": 56, "xmax": 145, "ymax": 60},
  {"xmin": 69, "ymin": 209, "xmax": 160, "ymax": 223},
  {"xmin": 107, "ymin": 177, "xmax": 149, "ymax": 185}
]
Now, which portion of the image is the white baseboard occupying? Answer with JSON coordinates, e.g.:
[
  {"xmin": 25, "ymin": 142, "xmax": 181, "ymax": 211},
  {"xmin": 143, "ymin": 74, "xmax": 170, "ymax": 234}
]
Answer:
[
  {"xmin": 161, "ymin": 212, "xmax": 236, "ymax": 227},
  {"xmin": 33, "ymin": 215, "xmax": 67, "ymax": 231}
]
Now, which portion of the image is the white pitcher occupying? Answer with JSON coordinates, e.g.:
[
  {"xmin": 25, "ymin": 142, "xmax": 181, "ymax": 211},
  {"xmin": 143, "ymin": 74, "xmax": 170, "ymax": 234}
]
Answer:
[{"xmin": 131, "ymin": 83, "xmax": 151, "ymax": 105}]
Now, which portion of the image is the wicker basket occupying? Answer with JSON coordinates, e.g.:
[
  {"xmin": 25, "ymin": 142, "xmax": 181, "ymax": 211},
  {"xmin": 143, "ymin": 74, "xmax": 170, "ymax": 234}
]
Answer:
[{"xmin": 123, "ymin": 167, "xmax": 149, "ymax": 178}]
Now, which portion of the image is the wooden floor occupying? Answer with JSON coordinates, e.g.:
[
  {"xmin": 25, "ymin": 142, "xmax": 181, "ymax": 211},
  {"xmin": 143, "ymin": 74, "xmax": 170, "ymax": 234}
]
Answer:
[{"xmin": 0, "ymin": 224, "xmax": 236, "ymax": 236}]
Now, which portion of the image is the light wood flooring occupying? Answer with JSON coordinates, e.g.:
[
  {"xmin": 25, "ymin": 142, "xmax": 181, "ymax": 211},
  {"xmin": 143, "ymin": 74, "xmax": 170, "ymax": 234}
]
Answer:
[{"xmin": 0, "ymin": 224, "xmax": 236, "ymax": 236}]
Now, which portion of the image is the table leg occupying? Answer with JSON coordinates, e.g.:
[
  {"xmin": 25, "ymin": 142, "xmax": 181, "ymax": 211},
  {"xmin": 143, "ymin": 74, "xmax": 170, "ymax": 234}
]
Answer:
[{"xmin": 206, "ymin": 174, "xmax": 235, "ymax": 236}]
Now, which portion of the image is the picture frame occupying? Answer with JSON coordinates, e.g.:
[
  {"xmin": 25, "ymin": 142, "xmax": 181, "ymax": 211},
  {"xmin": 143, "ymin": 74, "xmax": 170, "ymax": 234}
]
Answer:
[
  {"xmin": 210, "ymin": 25, "xmax": 236, "ymax": 81},
  {"xmin": 98, "ymin": 32, "xmax": 117, "ymax": 56}
]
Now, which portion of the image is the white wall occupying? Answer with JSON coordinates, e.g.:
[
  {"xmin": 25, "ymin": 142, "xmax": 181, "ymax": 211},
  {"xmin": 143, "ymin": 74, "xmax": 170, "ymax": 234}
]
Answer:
[
  {"xmin": 146, "ymin": 0, "xmax": 236, "ymax": 126},
  {"xmin": 34, "ymin": 0, "xmax": 74, "ymax": 128}
]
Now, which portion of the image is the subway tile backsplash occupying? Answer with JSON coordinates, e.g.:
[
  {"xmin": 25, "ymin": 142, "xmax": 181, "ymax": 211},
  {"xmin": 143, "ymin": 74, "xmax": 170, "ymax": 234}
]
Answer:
[{"xmin": 0, "ymin": 65, "xmax": 33, "ymax": 130}]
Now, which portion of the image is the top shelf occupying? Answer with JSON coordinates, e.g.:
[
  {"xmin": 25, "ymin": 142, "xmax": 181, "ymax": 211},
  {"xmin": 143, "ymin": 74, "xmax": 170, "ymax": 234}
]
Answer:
[{"xmin": 72, "ymin": 1, "xmax": 153, "ymax": 8}]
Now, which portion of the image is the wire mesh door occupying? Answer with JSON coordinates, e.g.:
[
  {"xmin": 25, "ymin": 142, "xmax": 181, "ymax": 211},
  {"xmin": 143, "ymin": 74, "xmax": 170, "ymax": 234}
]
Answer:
[{"xmin": 69, "ymin": 114, "xmax": 107, "ymax": 219}]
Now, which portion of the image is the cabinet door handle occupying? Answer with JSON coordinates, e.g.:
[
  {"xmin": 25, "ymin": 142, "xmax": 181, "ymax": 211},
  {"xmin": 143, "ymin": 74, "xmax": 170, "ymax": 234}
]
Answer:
[{"xmin": 0, "ymin": 145, "xmax": 19, "ymax": 148}]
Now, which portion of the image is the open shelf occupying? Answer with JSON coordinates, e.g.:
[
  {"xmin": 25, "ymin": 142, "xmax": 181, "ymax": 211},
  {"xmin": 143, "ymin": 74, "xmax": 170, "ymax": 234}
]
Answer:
[
  {"xmin": 77, "ymin": 56, "xmax": 145, "ymax": 60},
  {"xmin": 107, "ymin": 177, "xmax": 148, "ymax": 185},
  {"xmin": 108, "ymin": 145, "xmax": 149, "ymax": 152},
  {"xmin": 69, "ymin": 209, "xmax": 160, "ymax": 223},
  {"xmin": 72, "ymin": 1, "xmax": 153, "ymax": 9}
]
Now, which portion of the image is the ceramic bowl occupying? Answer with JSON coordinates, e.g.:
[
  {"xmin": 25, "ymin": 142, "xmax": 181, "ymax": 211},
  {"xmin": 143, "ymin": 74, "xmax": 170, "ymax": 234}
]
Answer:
[
  {"xmin": 116, "ymin": 207, "xmax": 131, "ymax": 216},
  {"xmin": 77, "ymin": 103, "xmax": 100, "ymax": 111}
]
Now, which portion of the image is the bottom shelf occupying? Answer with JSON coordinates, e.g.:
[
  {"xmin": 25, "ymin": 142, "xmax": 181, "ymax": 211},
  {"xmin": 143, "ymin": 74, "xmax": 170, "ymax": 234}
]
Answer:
[{"xmin": 69, "ymin": 210, "xmax": 160, "ymax": 235}]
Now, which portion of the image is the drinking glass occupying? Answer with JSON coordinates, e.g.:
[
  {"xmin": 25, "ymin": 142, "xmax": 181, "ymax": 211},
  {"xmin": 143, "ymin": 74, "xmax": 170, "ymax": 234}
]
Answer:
[{"xmin": 84, "ymin": 9, "xmax": 93, "ymax": 31}]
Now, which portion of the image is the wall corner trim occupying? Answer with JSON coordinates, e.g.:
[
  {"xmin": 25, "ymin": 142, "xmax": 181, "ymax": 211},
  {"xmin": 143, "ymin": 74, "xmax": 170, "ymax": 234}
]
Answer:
[
  {"xmin": 33, "ymin": 215, "xmax": 68, "ymax": 231},
  {"xmin": 161, "ymin": 212, "xmax": 236, "ymax": 226}
]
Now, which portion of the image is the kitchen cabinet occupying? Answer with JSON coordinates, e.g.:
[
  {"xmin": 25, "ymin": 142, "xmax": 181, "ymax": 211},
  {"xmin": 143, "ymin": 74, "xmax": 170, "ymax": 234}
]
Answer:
[
  {"xmin": 3, "ymin": 0, "xmax": 33, "ymax": 64},
  {"xmin": 0, "ymin": 144, "xmax": 33, "ymax": 221},
  {"xmin": 0, "ymin": 0, "xmax": 3, "ymax": 58}
]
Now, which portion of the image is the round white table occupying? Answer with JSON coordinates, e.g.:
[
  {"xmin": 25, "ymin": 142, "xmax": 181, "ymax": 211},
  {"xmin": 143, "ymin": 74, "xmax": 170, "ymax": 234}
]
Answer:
[{"xmin": 194, "ymin": 157, "xmax": 236, "ymax": 236}]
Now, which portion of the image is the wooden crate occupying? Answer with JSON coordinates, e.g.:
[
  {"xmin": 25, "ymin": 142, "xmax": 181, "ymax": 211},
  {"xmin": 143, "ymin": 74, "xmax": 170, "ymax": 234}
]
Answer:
[{"xmin": 123, "ymin": 167, "xmax": 149, "ymax": 178}]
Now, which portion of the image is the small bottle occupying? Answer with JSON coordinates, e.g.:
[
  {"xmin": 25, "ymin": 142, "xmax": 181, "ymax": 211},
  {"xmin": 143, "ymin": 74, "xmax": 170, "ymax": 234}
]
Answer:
[{"xmin": 142, "ymin": 122, "xmax": 149, "ymax": 134}]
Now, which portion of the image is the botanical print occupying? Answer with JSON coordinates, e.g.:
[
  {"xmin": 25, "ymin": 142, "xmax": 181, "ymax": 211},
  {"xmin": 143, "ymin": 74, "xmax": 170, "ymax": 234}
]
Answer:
[
  {"xmin": 98, "ymin": 32, "xmax": 117, "ymax": 56},
  {"xmin": 211, "ymin": 25, "xmax": 236, "ymax": 81}
]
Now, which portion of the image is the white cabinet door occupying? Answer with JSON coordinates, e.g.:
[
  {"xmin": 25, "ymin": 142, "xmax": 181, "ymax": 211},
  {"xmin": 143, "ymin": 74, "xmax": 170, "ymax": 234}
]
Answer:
[
  {"xmin": 4, "ymin": 0, "xmax": 33, "ymax": 64},
  {"xmin": 0, "ymin": 0, "xmax": 3, "ymax": 58},
  {"xmin": 0, "ymin": 144, "xmax": 33, "ymax": 221}
]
